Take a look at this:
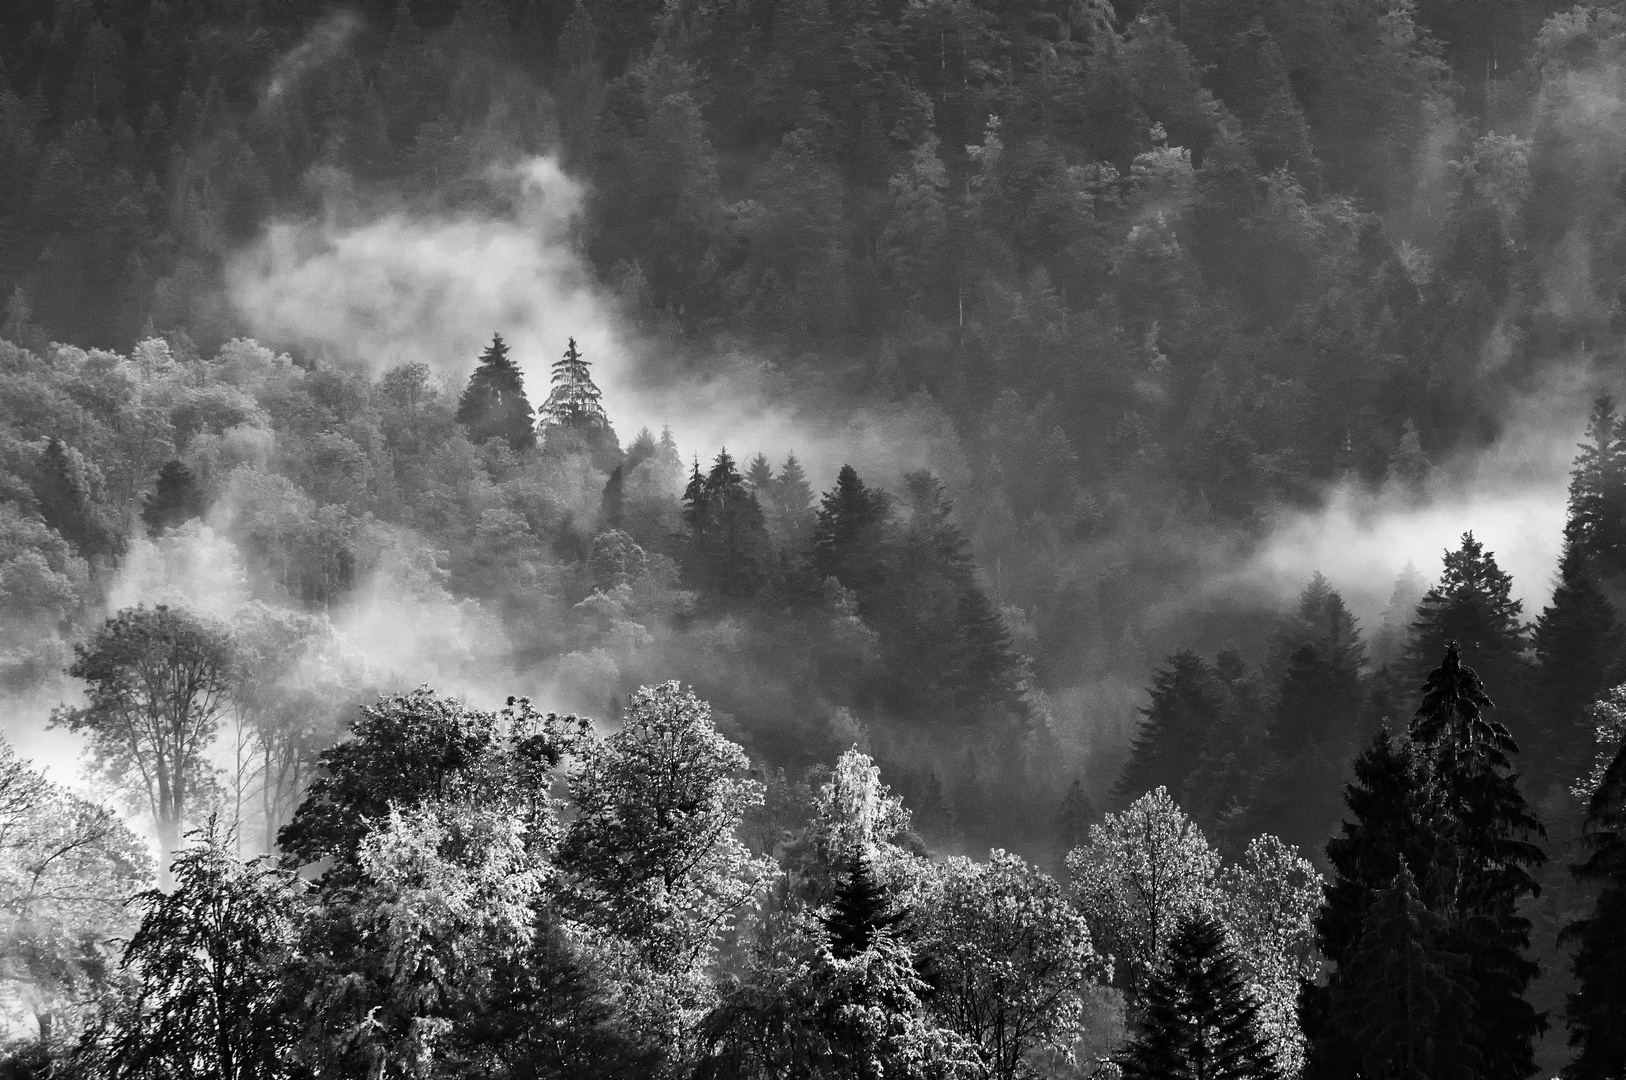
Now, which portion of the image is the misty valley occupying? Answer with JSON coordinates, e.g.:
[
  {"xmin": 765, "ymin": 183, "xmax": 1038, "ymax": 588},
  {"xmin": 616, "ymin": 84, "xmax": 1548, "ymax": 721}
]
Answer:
[{"xmin": 3, "ymin": 0, "xmax": 1626, "ymax": 1078}]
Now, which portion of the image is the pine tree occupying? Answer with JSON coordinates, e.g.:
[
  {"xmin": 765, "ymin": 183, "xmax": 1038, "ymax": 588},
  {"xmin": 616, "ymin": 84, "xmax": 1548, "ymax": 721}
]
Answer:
[
  {"xmin": 142, "ymin": 459, "xmax": 206, "ymax": 535},
  {"xmin": 822, "ymin": 847, "xmax": 900, "ymax": 959},
  {"xmin": 1327, "ymin": 867, "xmax": 1479, "ymax": 1080},
  {"xmin": 1564, "ymin": 393, "xmax": 1626, "ymax": 584},
  {"xmin": 455, "ymin": 333, "xmax": 537, "ymax": 451},
  {"xmin": 1419, "ymin": 644, "xmax": 1547, "ymax": 1080},
  {"xmin": 1404, "ymin": 533, "xmax": 1530, "ymax": 746},
  {"xmin": 1302, "ymin": 729, "xmax": 1442, "ymax": 1080},
  {"xmin": 32, "ymin": 437, "xmax": 113, "ymax": 558},
  {"xmin": 541, "ymin": 336, "xmax": 610, "ymax": 432},
  {"xmin": 744, "ymin": 453, "xmax": 773, "ymax": 493},
  {"xmin": 765, "ymin": 452, "xmax": 815, "ymax": 550},
  {"xmin": 1532, "ymin": 541, "xmax": 1624, "ymax": 788},
  {"xmin": 1117, "ymin": 913, "xmax": 1281, "ymax": 1080},
  {"xmin": 682, "ymin": 450, "xmax": 772, "ymax": 605},
  {"xmin": 1563, "ymin": 728, "xmax": 1626, "ymax": 1079},
  {"xmin": 810, "ymin": 465, "xmax": 892, "ymax": 599},
  {"xmin": 1054, "ymin": 777, "xmax": 1096, "ymax": 864},
  {"xmin": 1114, "ymin": 652, "xmax": 1224, "ymax": 806}
]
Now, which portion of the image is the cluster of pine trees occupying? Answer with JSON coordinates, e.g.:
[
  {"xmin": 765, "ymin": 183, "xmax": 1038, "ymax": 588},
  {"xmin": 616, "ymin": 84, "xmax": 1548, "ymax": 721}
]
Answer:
[{"xmin": 7, "ymin": 0, "xmax": 1626, "ymax": 688}]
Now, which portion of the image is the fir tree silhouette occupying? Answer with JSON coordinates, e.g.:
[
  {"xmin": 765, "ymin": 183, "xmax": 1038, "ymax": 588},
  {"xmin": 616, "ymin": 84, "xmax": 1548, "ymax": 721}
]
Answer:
[
  {"xmin": 822, "ymin": 847, "xmax": 900, "ymax": 959},
  {"xmin": 1118, "ymin": 912, "xmax": 1281, "ymax": 1080},
  {"xmin": 456, "ymin": 333, "xmax": 537, "ymax": 451}
]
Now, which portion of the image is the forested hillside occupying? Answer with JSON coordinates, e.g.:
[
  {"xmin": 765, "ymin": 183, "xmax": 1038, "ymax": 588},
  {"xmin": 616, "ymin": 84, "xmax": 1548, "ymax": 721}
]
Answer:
[{"xmin": 5, "ymin": 0, "xmax": 1626, "ymax": 1076}]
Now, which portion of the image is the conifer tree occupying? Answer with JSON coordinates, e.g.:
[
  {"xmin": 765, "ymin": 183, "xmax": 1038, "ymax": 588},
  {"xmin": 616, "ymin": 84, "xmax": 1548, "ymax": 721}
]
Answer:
[
  {"xmin": 811, "ymin": 465, "xmax": 892, "ymax": 599},
  {"xmin": 823, "ymin": 847, "xmax": 900, "ymax": 959},
  {"xmin": 1563, "ymin": 394, "xmax": 1626, "ymax": 584},
  {"xmin": 455, "ymin": 333, "xmax": 537, "ymax": 451},
  {"xmin": 1414, "ymin": 642, "xmax": 1546, "ymax": 1080},
  {"xmin": 744, "ymin": 453, "xmax": 773, "ymax": 493},
  {"xmin": 1302, "ymin": 729, "xmax": 1442, "ymax": 1080},
  {"xmin": 1114, "ymin": 652, "xmax": 1224, "ymax": 806},
  {"xmin": 33, "ymin": 437, "xmax": 113, "ymax": 558},
  {"xmin": 142, "ymin": 459, "xmax": 206, "ymax": 535},
  {"xmin": 681, "ymin": 450, "xmax": 772, "ymax": 605},
  {"xmin": 765, "ymin": 452, "xmax": 815, "ymax": 550},
  {"xmin": 1404, "ymin": 533, "xmax": 1530, "ymax": 745},
  {"xmin": 1054, "ymin": 777, "xmax": 1096, "ymax": 864},
  {"xmin": 1562, "ymin": 739, "xmax": 1626, "ymax": 1080},
  {"xmin": 1117, "ymin": 913, "xmax": 1281, "ymax": 1080},
  {"xmin": 1532, "ymin": 541, "xmax": 1624, "ymax": 787},
  {"xmin": 1327, "ymin": 868, "xmax": 1479, "ymax": 1080},
  {"xmin": 541, "ymin": 336, "xmax": 611, "ymax": 433}
]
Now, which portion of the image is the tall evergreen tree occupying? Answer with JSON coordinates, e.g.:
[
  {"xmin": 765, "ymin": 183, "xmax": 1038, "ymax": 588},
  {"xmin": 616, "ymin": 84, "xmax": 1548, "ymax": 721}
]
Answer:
[
  {"xmin": 1302, "ymin": 729, "xmax": 1443, "ymax": 1080},
  {"xmin": 540, "ymin": 336, "xmax": 610, "ymax": 433},
  {"xmin": 764, "ymin": 452, "xmax": 815, "ymax": 550},
  {"xmin": 1411, "ymin": 642, "xmax": 1546, "ymax": 1080},
  {"xmin": 823, "ymin": 847, "xmax": 900, "ymax": 959},
  {"xmin": 810, "ymin": 465, "xmax": 892, "ymax": 599},
  {"xmin": 142, "ymin": 459, "xmax": 206, "ymax": 536},
  {"xmin": 32, "ymin": 437, "xmax": 113, "ymax": 559},
  {"xmin": 682, "ymin": 450, "xmax": 773, "ymax": 605},
  {"xmin": 1563, "ymin": 394, "xmax": 1626, "ymax": 584},
  {"xmin": 1532, "ymin": 541, "xmax": 1624, "ymax": 789},
  {"xmin": 455, "ymin": 334, "xmax": 537, "ymax": 451},
  {"xmin": 1404, "ymin": 533, "xmax": 1531, "ymax": 746},
  {"xmin": 744, "ymin": 453, "xmax": 773, "ymax": 493},
  {"xmin": 1264, "ymin": 575, "xmax": 1369, "ymax": 854},
  {"xmin": 1117, "ymin": 913, "xmax": 1281, "ymax": 1080},
  {"xmin": 1114, "ymin": 652, "xmax": 1224, "ymax": 806},
  {"xmin": 1562, "ymin": 738, "xmax": 1626, "ymax": 1080},
  {"xmin": 1326, "ymin": 867, "xmax": 1479, "ymax": 1080}
]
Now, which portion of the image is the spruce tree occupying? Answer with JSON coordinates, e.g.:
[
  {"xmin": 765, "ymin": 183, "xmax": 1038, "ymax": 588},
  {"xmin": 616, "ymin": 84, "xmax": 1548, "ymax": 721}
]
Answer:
[
  {"xmin": 1412, "ymin": 642, "xmax": 1547, "ymax": 1080},
  {"xmin": 143, "ymin": 459, "xmax": 206, "ymax": 535},
  {"xmin": 541, "ymin": 336, "xmax": 610, "ymax": 432},
  {"xmin": 681, "ymin": 450, "xmax": 772, "ymax": 605},
  {"xmin": 1114, "ymin": 652, "xmax": 1224, "ymax": 806},
  {"xmin": 744, "ymin": 453, "xmax": 773, "ymax": 493},
  {"xmin": 765, "ymin": 452, "xmax": 815, "ymax": 550},
  {"xmin": 1404, "ymin": 533, "xmax": 1530, "ymax": 746},
  {"xmin": 1328, "ymin": 868, "xmax": 1479, "ymax": 1080},
  {"xmin": 455, "ymin": 333, "xmax": 537, "ymax": 451},
  {"xmin": 810, "ymin": 465, "xmax": 892, "ymax": 599},
  {"xmin": 1117, "ymin": 913, "xmax": 1281, "ymax": 1080},
  {"xmin": 1302, "ymin": 729, "xmax": 1442, "ymax": 1080},
  {"xmin": 1563, "ymin": 393, "xmax": 1626, "ymax": 584},
  {"xmin": 1532, "ymin": 541, "xmax": 1624, "ymax": 788},
  {"xmin": 1265, "ymin": 575, "xmax": 1368, "ymax": 854},
  {"xmin": 1562, "ymin": 740, "xmax": 1626, "ymax": 1080},
  {"xmin": 822, "ymin": 847, "xmax": 900, "ymax": 959},
  {"xmin": 33, "ymin": 435, "xmax": 114, "ymax": 556}
]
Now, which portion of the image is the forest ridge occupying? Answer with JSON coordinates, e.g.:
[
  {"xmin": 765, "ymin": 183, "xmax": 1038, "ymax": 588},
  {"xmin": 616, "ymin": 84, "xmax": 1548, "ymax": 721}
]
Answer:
[{"xmin": 4, "ymin": 0, "xmax": 1626, "ymax": 1078}]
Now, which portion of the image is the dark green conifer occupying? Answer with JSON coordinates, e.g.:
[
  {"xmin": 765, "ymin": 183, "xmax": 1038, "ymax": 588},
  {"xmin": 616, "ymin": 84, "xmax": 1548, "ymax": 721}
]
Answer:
[
  {"xmin": 1411, "ymin": 642, "xmax": 1546, "ymax": 1080},
  {"xmin": 1113, "ymin": 651, "xmax": 1224, "ymax": 806},
  {"xmin": 744, "ymin": 453, "xmax": 772, "ymax": 493},
  {"xmin": 1302, "ymin": 729, "xmax": 1442, "ymax": 1080},
  {"xmin": 810, "ymin": 465, "xmax": 891, "ymax": 598},
  {"xmin": 455, "ymin": 333, "xmax": 537, "ymax": 451},
  {"xmin": 1562, "ymin": 740, "xmax": 1626, "ymax": 1080},
  {"xmin": 1117, "ymin": 913, "xmax": 1281, "ymax": 1080},
  {"xmin": 1563, "ymin": 394, "xmax": 1626, "ymax": 584},
  {"xmin": 142, "ymin": 459, "xmax": 206, "ymax": 535},
  {"xmin": 1054, "ymin": 777, "xmax": 1096, "ymax": 861},
  {"xmin": 822, "ymin": 847, "xmax": 899, "ymax": 959},
  {"xmin": 1404, "ymin": 533, "xmax": 1530, "ymax": 746},
  {"xmin": 32, "ymin": 437, "xmax": 113, "ymax": 558},
  {"xmin": 681, "ymin": 450, "xmax": 772, "ymax": 605},
  {"xmin": 1328, "ymin": 868, "xmax": 1479, "ymax": 1080}
]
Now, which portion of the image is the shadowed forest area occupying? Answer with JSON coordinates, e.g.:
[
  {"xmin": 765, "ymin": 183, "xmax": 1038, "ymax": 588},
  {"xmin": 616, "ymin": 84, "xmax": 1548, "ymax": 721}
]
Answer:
[{"xmin": 4, "ymin": 0, "xmax": 1626, "ymax": 1077}]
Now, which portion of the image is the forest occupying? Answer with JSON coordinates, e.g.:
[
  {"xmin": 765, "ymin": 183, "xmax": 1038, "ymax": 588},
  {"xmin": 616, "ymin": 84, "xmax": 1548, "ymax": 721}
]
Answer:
[{"xmin": 4, "ymin": 0, "xmax": 1626, "ymax": 1076}]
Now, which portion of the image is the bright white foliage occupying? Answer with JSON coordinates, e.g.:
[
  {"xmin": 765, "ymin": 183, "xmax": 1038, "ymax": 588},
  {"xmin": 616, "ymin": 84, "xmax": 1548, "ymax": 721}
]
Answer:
[{"xmin": 1066, "ymin": 787, "xmax": 1222, "ymax": 996}]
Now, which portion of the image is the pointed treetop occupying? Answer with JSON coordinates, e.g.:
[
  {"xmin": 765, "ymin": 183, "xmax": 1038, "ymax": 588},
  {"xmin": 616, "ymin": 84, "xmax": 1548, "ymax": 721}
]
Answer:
[{"xmin": 541, "ymin": 336, "xmax": 610, "ymax": 432}]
